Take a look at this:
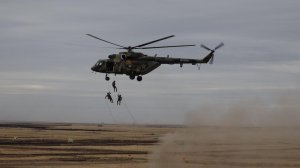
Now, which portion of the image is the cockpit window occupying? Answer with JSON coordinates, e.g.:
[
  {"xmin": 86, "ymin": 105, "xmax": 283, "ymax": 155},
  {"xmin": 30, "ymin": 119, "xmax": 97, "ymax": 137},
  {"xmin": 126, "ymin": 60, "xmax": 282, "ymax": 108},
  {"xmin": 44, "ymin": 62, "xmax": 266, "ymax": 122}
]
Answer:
[{"xmin": 96, "ymin": 61, "xmax": 102, "ymax": 66}]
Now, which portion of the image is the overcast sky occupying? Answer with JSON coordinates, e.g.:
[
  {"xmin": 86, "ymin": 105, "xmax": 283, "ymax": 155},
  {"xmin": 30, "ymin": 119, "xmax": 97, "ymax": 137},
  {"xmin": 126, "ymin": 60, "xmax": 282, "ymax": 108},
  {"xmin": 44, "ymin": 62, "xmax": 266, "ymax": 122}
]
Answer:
[{"xmin": 1, "ymin": 0, "xmax": 299, "ymax": 124}]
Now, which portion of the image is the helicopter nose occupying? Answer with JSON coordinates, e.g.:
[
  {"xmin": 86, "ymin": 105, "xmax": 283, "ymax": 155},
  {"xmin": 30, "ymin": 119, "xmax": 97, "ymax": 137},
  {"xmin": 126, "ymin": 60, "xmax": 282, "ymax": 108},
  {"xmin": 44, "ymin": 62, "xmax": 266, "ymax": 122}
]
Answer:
[{"xmin": 91, "ymin": 65, "xmax": 96, "ymax": 71}]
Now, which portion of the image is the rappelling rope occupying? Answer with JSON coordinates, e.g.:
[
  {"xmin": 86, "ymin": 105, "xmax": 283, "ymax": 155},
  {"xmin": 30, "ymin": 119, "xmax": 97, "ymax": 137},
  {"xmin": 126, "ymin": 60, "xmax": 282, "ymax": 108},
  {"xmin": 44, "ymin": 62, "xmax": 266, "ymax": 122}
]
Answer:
[
  {"xmin": 114, "ymin": 76, "xmax": 137, "ymax": 125},
  {"xmin": 114, "ymin": 76, "xmax": 139, "ymax": 163},
  {"xmin": 104, "ymin": 98, "xmax": 116, "ymax": 123},
  {"xmin": 123, "ymin": 99, "xmax": 137, "ymax": 124},
  {"xmin": 104, "ymin": 79, "xmax": 117, "ymax": 123}
]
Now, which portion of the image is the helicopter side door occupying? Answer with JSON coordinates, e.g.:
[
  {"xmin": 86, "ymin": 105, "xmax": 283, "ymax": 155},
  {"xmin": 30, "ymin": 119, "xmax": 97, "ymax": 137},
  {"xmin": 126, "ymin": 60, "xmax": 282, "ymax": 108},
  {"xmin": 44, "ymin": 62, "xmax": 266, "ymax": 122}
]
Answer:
[{"xmin": 105, "ymin": 61, "xmax": 114, "ymax": 72}]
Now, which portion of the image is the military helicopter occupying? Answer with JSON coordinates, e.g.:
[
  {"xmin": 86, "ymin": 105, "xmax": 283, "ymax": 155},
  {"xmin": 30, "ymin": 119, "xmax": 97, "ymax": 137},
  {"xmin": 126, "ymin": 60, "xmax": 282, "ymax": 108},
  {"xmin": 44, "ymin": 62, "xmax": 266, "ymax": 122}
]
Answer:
[{"xmin": 87, "ymin": 34, "xmax": 224, "ymax": 81}]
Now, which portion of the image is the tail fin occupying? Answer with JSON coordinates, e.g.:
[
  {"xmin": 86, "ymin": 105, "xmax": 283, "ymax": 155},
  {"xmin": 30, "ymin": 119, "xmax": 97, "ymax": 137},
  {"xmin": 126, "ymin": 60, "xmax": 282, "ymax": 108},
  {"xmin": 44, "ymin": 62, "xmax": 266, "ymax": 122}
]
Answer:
[{"xmin": 202, "ymin": 52, "xmax": 214, "ymax": 64}]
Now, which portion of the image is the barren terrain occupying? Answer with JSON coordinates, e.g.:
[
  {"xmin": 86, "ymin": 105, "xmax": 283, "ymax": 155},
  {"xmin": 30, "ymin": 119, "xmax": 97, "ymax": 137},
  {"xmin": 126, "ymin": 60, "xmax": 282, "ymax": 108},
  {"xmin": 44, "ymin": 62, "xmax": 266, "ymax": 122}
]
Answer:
[
  {"xmin": 0, "ymin": 123, "xmax": 176, "ymax": 168},
  {"xmin": 1, "ymin": 123, "xmax": 300, "ymax": 168}
]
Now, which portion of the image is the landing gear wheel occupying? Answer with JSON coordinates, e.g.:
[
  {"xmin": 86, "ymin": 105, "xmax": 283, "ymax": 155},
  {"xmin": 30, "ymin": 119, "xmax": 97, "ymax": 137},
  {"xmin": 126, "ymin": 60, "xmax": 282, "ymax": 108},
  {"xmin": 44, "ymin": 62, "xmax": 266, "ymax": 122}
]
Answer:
[
  {"xmin": 137, "ymin": 76, "xmax": 142, "ymax": 81},
  {"xmin": 129, "ymin": 75, "xmax": 135, "ymax": 80},
  {"xmin": 105, "ymin": 74, "xmax": 110, "ymax": 81}
]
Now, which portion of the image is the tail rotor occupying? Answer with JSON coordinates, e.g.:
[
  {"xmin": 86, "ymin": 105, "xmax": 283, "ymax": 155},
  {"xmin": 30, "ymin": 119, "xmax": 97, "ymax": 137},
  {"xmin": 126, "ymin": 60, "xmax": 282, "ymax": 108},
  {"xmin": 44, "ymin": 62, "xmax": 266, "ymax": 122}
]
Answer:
[{"xmin": 201, "ymin": 42, "xmax": 224, "ymax": 64}]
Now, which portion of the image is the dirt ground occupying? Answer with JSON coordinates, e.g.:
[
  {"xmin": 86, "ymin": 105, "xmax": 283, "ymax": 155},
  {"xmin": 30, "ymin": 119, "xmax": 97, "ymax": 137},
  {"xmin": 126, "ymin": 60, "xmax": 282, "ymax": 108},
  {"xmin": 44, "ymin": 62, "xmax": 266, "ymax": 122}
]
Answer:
[
  {"xmin": 1, "ymin": 123, "xmax": 300, "ymax": 168},
  {"xmin": 0, "ymin": 122, "xmax": 177, "ymax": 168},
  {"xmin": 149, "ymin": 126, "xmax": 300, "ymax": 168}
]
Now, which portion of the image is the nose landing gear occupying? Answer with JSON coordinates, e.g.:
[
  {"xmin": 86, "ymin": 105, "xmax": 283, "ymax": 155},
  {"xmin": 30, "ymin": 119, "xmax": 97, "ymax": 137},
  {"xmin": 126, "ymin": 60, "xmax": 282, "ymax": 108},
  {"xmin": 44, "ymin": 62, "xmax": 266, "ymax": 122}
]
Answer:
[{"xmin": 105, "ymin": 74, "xmax": 110, "ymax": 81}]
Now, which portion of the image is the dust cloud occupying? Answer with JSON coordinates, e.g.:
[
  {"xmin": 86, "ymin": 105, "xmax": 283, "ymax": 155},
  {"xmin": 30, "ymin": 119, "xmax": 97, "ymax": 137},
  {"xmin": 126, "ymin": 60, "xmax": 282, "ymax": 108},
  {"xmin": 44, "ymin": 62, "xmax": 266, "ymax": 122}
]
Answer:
[
  {"xmin": 186, "ymin": 91, "xmax": 300, "ymax": 127},
  {"xmin": 148, "ymin": 91, "xmax": 300, "ymax": 168}
]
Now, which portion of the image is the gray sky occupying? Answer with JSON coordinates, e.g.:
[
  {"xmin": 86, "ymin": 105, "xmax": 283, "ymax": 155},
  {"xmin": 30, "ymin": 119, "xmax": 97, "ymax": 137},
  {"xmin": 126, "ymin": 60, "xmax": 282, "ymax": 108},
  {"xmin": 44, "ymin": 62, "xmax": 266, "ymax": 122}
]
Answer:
[{"xmin": 1, "ymin": 0, "xmax": 299, "ymax": 124}]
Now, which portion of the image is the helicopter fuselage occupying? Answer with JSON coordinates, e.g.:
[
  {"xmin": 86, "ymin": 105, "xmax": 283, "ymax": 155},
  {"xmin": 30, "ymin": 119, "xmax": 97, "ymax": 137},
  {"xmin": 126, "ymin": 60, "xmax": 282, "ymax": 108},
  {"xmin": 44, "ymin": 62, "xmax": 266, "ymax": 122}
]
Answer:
[{"xmin": 91, "ymin": 52, "xmax": 161, "ymax": 78}]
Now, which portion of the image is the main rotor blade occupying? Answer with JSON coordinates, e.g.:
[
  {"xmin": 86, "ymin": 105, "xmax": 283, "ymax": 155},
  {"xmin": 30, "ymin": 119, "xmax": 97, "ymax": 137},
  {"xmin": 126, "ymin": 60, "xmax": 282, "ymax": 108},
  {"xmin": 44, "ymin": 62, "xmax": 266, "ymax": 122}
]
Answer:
[
  {"xmin": 133, "ymin": 35, "xmax": 175, "ymax": 48},
  {"xmin": 86, "ymin": 34, "xmax": 126, "ymax": 48},
  {"xmin": 200, "ymin": 44, "xmax": 212, "ymax": 51},
  {"xmin": 214, "ymin": 42, "xmax": 224, "ymax": 50},
  {"xmin": 137, "ymin": 44, "xmax": 195, "ymax": 49}
]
